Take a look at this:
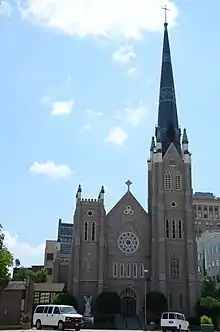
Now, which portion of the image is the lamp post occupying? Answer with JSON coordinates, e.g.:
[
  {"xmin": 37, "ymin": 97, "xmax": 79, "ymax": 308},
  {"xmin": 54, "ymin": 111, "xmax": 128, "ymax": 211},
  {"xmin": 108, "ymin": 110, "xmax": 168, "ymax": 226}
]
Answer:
[{"xmin": 144, "ymin": 269, "xmax": 148, "ymax": 331}]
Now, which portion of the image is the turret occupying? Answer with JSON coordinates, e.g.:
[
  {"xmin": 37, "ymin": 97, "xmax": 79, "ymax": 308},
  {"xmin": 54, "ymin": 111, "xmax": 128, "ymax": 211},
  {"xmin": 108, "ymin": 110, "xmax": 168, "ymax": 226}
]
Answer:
[
  {"xmin": 98, "ymin": 185, "xmax": 105, "ymax": 201},
  {"xmin": 76, "ymin": 184, "xmax": 82, "ymax": 200}
]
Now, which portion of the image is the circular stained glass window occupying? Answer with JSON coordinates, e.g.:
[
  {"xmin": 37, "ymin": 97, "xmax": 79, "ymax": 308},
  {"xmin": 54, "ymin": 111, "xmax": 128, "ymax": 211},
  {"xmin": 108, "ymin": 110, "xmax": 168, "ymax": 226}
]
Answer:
[{"xmin": 117, "ymin": 232, "xmax": 139, "ymax": 254}]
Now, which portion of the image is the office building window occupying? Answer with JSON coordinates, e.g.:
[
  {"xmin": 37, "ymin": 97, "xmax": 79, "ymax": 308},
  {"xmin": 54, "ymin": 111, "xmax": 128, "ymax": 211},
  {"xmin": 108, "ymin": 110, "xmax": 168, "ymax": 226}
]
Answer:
[{"xmin": 46, "ymin": 253, "xmax": 54, "ymax": 261}]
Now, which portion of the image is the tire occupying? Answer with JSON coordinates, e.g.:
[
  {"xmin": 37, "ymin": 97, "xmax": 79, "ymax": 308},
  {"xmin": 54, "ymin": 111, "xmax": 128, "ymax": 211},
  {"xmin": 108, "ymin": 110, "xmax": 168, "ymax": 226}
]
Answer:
[
  {"xmin": 36, "ymin": 320, "xmax": 42, "ymax": 330},
  {"xmin": 58, "ymin": 321, "xmax": 64, "ymax": 331},
  {"xmin": 75, "ymin": 327, "xmax": 80, "ymax": 331}
]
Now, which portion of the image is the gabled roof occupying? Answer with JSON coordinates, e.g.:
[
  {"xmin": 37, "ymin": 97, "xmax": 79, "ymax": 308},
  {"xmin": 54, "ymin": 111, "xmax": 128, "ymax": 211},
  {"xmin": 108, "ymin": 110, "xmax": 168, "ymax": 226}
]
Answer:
[{"xmin": 106, "ymin": 189, "xmax": 148, "ymax": 217}]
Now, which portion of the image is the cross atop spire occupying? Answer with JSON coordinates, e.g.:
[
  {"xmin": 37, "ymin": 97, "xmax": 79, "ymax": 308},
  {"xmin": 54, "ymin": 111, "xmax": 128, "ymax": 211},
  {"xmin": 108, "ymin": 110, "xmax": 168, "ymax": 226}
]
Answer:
[
  {"xmin": 125, "ymin": 180, "xmax": 132, "ymax": 191},
  {"xmin": 161, "ymin": 4, "xmax": 170, "ymax": 25}
]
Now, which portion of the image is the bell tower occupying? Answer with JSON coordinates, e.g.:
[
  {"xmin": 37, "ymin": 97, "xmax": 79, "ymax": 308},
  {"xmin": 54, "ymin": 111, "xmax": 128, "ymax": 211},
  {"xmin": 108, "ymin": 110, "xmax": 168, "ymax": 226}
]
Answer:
[{"xmin": 148, "ymin": 11, "xmax": 199, "ymax": 316}]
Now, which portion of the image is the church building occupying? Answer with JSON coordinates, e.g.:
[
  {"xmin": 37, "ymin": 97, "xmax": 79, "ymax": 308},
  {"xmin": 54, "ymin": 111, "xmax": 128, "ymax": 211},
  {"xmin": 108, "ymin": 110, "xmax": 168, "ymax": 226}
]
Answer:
[{"xmin": 67, "ymin": 21, "xmax": 199, "ymax": 317}]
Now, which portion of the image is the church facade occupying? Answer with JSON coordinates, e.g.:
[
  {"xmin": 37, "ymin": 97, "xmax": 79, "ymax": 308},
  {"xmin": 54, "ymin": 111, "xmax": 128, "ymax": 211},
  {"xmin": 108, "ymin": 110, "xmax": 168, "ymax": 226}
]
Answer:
[{"xmin": 67, "ymin": 22, "xmax": 199, "ymax": 317}]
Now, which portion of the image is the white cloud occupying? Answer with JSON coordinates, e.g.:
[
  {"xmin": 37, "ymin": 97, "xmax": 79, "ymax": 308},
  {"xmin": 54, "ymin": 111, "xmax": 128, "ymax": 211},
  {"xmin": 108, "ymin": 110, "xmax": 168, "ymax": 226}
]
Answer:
[
  {"xmin": 18, "ymin": 0, "xmax": 178, "ymax": 39},
  {"xmin": 124, "ymin": 104, "xmax": 147, "ymax": 126},
  {"xmin": 86, "ymin": 109, "xmax": 103, "ymax": 117},
  {"xmin": 0, "ymin": 1, "xmax": 12, "ymax": 17},
  {"xmin": 29, "ymin": 161, "xmax": 72, "ymax": 179},
  {"xmin": 106, "ymin": 126, "xmax": 127, "ymax": 145},
  {"xmin": 113, "ymin": 45, "xmax": 136, "ymax": 63},
  {"xmin": 51, "ymin": 100, "xmax": 74, "ymax": 116},
  {"xmin": 127, "ymin": 67, "xmax": 137, "ymax": 75},
  {"xmin": 4, "ymin": 232, "xmax": 44, "ymax": 267}
]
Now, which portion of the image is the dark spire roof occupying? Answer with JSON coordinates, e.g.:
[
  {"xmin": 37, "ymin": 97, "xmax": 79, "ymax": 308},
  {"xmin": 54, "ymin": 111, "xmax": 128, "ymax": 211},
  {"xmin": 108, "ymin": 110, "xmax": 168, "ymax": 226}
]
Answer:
[{"xmin": 156, "ymin": 22, "xmax": 181, "ymax": 156}]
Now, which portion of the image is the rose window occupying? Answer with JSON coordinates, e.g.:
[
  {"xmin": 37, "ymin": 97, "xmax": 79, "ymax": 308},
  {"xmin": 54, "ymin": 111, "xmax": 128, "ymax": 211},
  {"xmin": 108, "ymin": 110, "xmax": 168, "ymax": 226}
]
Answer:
[{"xmin": 117, "ymin": 232, "xmax": 139, "ymax": 253}]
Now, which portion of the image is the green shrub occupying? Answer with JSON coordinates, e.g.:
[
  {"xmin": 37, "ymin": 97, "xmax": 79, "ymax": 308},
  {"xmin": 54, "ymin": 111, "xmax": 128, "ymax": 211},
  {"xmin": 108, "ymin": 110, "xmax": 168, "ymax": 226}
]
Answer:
[
  {"xmin": 52, "ymin": 293, "xmax": 78, "ymax": 309},
  {"xmin": 201, "ymin": 315, "xmax": 213, "ymax": 324},
  {"xmin": 95, "ymin": 292, "xmax": 120, "ymax": 315}
]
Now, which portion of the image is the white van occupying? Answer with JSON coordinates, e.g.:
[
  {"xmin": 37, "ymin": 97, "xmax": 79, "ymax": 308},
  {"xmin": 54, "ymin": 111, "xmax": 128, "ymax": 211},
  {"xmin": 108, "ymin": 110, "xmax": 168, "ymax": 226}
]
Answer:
[
  {"xmin": 33, "ymin": 304, "xmax": 83, "ymax": 331},
  {"xmin": 160, "ymin": 312, "xmax": 189, "ymax": 332}
]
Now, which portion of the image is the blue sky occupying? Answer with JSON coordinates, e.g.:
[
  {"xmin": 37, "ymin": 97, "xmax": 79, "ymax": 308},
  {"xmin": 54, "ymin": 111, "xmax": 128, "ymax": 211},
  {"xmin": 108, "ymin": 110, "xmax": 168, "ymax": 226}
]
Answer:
[{"xmin": 1, "ymin": 0, "xmax": 220, "ymax": 267}]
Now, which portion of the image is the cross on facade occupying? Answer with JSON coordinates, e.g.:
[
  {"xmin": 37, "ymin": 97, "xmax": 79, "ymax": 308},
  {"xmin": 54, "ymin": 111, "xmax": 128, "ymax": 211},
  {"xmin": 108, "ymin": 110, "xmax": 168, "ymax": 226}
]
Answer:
[
  {"xmin": 161, "ymin": 4, "xmax": 170, "ymax": 24},
  {"xmin": 125, "ymin": 180, "xmax": 132, "ymax": 191}
]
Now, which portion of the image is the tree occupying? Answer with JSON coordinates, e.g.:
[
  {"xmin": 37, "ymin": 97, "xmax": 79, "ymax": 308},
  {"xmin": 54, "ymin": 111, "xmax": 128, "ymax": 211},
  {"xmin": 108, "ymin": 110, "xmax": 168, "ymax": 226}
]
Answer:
[
  {"xmin": 96, "ymin": 292, "xmax": 121, "ymax": 315},
  {"xmin": 32, "ymin": 268, "xmax": 47, "ymax": 283},
  {"xmin": 0, "ymin": 224, "xmax": 13, "ymax": 286},
  {"xmin": 13, "ymin": 267, "xmax": 47, "ymax": 283},
  {"xmin": 196, "ymin": 297, "xmax": 220, "ymax": 324},
  {"xmin": 145, "ymin": 291, "xmax": 168, "ymax": 322},
  {"xmin": 201, "ymin": 277, "xmax": 218, "ymax": 298},
  {"xmin": 52, "ymin": 293, "xmax": 78, "ymax": 309}
]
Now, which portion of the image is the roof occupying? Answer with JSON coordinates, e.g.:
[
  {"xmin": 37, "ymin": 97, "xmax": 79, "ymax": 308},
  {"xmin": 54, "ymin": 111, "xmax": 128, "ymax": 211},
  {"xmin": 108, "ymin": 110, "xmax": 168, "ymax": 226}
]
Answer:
[{"xmin": 34, "ymin": 282, "xmax": 65, "ymax": 292}]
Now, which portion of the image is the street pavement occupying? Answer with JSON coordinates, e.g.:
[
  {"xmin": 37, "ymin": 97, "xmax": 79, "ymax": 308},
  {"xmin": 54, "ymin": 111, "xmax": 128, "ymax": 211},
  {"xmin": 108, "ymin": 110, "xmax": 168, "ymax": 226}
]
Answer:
[{"xmin": 0, "ymin": 329, "xmax": 156, "ymax": 332}]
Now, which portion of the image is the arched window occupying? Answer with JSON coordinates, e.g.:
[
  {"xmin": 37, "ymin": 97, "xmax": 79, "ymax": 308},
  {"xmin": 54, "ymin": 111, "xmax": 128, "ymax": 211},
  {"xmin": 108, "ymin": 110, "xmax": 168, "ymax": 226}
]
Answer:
[
  {"xmin": 119, "ymin": 263, "xmax": 124, "ymax": 277},
  {"xmin": 178, "ymin": 220, "xmax": 183, "ymax": 239},
  {"xmin": 175, "ymin": 172, "xmax": 182, "ymax": 190},
  {"xmin": 84, "ymin": 222, "xmax": 88, "ymax": 241},
  {"xmin": 139, "ymin": 263, "xmax": 144, "ymax": 278},
  {"xmin": 133, "ymin": 263, "xmax": 137, "ymax": 278},
  {"xmin": 164, "ymin": 172, "xmax": 172, "ymax": 190},
  {"xmin": 91, "ymin": 221, "xmax": 96, "ymax": 241},
  {"xmin": 113, "ymin": 263, "xmax": 117, "ymax": 278},
  {"xmin": 170, "ymin": 255, "xmax": 180, "ymax": 279},
  {"xmin": 126, "ymin": 263, "xmax": 131, "ymax": 277},
  {"xmin": 165, "ymin": 219, "xmax": 169, "ymax": 238},
  {"xmin": 172, "ymin": 220, "xmax": 176, "ymax": 239}
]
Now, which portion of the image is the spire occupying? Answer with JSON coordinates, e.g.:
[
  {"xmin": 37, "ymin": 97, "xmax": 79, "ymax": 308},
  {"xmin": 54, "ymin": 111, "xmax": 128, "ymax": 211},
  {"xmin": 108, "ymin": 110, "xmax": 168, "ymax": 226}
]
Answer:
[
  {"xmin": 76, "ymin": 184, "xmax": 82, "ymax": 199},
  {"xmin": 98, "ymin": 185, "xmax": 105, "ymax": 200},
  {"xmin": 156, "ymin": 18, "xmax": 181, "ymax": 156},
  {"xmin": 150, "ymin": 136, "xmax": 156, "ymax": 151},
  {"xmin": 182, "ymin": 128, "xmax": 188, "ymax": 144}
]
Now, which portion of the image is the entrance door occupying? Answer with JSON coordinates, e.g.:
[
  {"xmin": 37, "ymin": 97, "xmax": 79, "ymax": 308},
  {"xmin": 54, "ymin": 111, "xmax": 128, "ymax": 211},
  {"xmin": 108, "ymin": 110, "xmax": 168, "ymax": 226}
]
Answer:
[{"xmin": 121, "ymin": 296, "xmax": 136, "ymax": 317}]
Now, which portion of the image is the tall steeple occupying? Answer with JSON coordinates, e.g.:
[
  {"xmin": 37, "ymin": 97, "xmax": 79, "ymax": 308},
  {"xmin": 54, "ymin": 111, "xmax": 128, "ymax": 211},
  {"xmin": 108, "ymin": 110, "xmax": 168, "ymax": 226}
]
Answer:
[{"xmin": 155, "ymin": 19, "xmax": 181, "ymax": 156}]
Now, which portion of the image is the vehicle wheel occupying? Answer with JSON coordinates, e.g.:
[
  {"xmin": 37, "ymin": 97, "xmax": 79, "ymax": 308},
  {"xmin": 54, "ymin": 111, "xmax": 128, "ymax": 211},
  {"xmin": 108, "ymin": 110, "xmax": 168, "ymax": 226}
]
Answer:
[
  {"xmin": 75, "ymin": 327, "xmax": 80, "ymax": 331},
  {"xmin": 58, "ymin": 321, "xmax": 64, "ymax": 331},
  {"xmin": 162, "ymin": 329, "xmax": 166, "ymax": 332},
  {"xmin": 36, "ymin": 320, "xmax": 42, "ymax": 330}
]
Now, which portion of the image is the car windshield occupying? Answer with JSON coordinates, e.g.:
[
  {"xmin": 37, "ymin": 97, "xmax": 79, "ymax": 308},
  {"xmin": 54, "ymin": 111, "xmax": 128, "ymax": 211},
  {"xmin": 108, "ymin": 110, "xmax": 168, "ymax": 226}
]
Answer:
[{"xmin": 59, "ymin": 306, "xmax": 77, "ymax": 314}]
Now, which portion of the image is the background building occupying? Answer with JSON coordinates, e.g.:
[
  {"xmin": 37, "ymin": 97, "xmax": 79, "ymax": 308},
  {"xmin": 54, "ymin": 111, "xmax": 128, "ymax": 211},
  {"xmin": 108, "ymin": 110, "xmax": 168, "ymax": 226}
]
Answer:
[
  {"xmin": 193, "ymin": 192, "xmax": 220, "ymax": 237},
  {"xmin": 44, "ymin": 240, "xmax": 60, "ymax": 282},
  {"xmin": 57, "ymin": 218, "xmax": 73, "ymax": 260},
  {"xmin": 197, "ymin": 231, "xmax": 220, "ymax": 283}
]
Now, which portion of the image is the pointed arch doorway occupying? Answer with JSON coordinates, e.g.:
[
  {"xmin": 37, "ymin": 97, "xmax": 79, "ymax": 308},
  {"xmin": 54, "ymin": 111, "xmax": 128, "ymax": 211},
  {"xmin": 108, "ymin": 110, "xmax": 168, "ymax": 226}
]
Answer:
[{"xmin": 120, "ymin": 287, "xmax": 137, "ymax": 317}]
